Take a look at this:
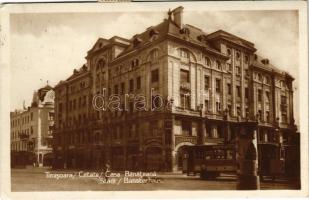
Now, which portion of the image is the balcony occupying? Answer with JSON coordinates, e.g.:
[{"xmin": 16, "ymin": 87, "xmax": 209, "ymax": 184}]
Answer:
[
  {"xmin": 19, "ymin": 133, "xmax": 29, "ymax": 140},
  {"xmin": 204, "ymin": 137, "xmax": 224, "ymax": 144},
  {"xmin": 180, "ymin": 57, "xmax": 190, "ymax": 64},
  {"xmin": 175, "ymin": 135, "xmax": 197, "ymax": 146},
  {"xmin": 180, "ymin": 82, "xmax": 191, "ymax": 91},
  {"xmin": 174, "ymin": 107, "xmax": 200, "ymax": 116}
]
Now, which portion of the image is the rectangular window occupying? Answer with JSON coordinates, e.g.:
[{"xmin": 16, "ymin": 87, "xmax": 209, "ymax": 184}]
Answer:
[
  {"xmin": 245, "ymin": 107, "xmax": 249, "ymax": 117},
  {"xmin": 236, "ymin": 66, "xmax": 241, "ymax": 75},
  {"xmin": 30, "ymin": 113, "xmax": 33, "ymax": 121},
  {"xmin": 215, "ymin": 78, "xmax": 221, "ymax": 93},
  {"xmin": 266, "ymin": 111, "xmax": 270, "ymax": 122},
  {"xmin": 204, "ymin": 76, "xmax": 210, "ymax": 90},
  {"xmin": 228, "ymin": 105, "xmax": 232, "ymax": 116},
  {"xmin": 48, "ymin": 126, "xmax": 53, "ymax": 134},
  {"xmin": 151, "ymin": 69, "xmax": 159, "ymax": 83},
  {"xmin": 245, "ymin": 87, "xmax": 249, "ymax": 99},
  {"xmin": 236, "ymin": 85, "xmax": 241, "ymax": 97},
  {"xmin": 83, "ymin": 95, "xmax": 87, "ymax": 106},
  {"xmin": 236, "ymin": 106, "xmax": 241, "ymax": 116},
  {"xmin": 245, "ymin": 69, "xmax": 249, "ymax": 77},
  {"xmin": 69, "ymin": 101, "xmax": 72, "ymax": 111},
  {"xmin": 258, "ymin": 110, "xmax": 262, "ymax": 121},
  {"xmin": 180, "ymin": 93, "xmax": 190, "ymax": 109},
  {"xmin": 227, "ymin": 63, "xmax": 232, "ymax": 71},
  {"xmin": 48, "ymin": 112, "xmax": 54, "ymax": 121},
  {"xmin": 205, "ymin": 100, "xmax": 209, "ymax": 112},
  {"xmin": 129, "ymin": 79, "xmax": 134, "ymax": 92},
  {"xmin": 114, "ymin": 84, "xmax": 119, "ymax": 95},
  {"xmin": 136, "ymin": 76, "xmax": 141, "ymax": 90},
  {"xmin": 78, "ymin": 97, "xmax": 81, "ymax": 108},
  {"xmin": 216, "ymin": 102, "xmax": 221, "ymax": 112},
  {"xmin": 181, "ymin": 121, "xmax": 191, "ymax": 136},
  {"xmin": 180, "ymin": 69, "xmax": 190, "ymax": 83},
  {"xmin": 281, "ymin": 95, "xmax": 287, "ymax": 105},
  {"xmin": 227, "ymin": 83, "xmax": 231, "ymax": 95},
  {"xmin": 265, "ymin": 91, "xmax": 270, "ymax": 102},
  {"xmin": 281, "ymin": 113, "xmax": 287, "ymax": 123},
  {"xmin": 121, "ymin": 82, "xmax": 125, "ymax": 94},
  {"xmin": 258, "ymin": 89, "xmax": 262, "ymax": 102}
]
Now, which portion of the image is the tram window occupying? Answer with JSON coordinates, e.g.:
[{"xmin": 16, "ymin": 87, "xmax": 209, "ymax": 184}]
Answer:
[
  {"xmin": 205, "ymin": 155, "xmax": 211, "ymax": 160},
  {"xmin": 226, "ymin": 150, "xmax": 233, "ymax": 160}
]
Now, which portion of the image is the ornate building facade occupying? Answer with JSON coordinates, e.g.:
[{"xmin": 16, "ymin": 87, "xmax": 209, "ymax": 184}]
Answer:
[
  {"xmin": 11, "ymin": 85, "xmax": 55, "ymax": 167},
  {"xmin": 53, "ymin": 7, "xmax": 299, "ymax": 174}
]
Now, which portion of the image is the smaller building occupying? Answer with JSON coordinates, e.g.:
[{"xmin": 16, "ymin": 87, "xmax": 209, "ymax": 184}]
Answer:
[{"xmin": 10, "ymin": 85, "xmax": 55, "ymax": 167}]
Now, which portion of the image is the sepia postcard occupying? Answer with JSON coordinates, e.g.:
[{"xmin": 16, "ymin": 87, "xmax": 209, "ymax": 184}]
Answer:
[{"xmin": 0, "ymin": 1, "xmax": 308, "ymax": 199}]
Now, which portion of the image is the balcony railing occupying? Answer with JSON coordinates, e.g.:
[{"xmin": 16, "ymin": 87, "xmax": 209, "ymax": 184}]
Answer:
[
  {"xmin": 180, "ymin": 82, "xmax": 191, "ymax": 91},
  {"xmin": 175, "ymin": 135, "xmax": 197, "ymax": 146},
  {"xmin": 204, "ymin": 137, "xmax": 224, "ymax": 144},
  {"xmin": 19, "ymin": 133, "xmax": 29, "ymax": 140},
  {"xmin": 180, "ymin": 57, "xmax": 190, "ymax": 64}
]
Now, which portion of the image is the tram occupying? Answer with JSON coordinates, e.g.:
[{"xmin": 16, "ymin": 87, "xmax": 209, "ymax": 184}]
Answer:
[{"xmin": 184, "ymin": 144, "xmax": 236, "ymax": 179}]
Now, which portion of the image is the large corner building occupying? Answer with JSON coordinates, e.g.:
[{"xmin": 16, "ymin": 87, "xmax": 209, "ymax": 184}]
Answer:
[{"xmin": 53, "ymin": 7, "xmax": 299, "ymax": 175}]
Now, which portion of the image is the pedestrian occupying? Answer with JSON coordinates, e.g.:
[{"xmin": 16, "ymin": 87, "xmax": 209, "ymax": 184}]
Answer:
[{"xmin": 105, "ymin": 161, "xmax": 111, "ymax": 181}]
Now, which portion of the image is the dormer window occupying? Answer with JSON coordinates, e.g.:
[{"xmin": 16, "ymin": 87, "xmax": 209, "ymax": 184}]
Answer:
[
  {"xmin": 179, "ymin": 27, "xmax": 190, "ymax": 35},
  {"xmin": 197, "ymin": 34, "xmax": 207, "ymax": 43},
  {"xmin": 133, "ymin": 36, "xmax": 142, "ymax": 47},
  {"xmin": 149, "ymin": 29, "xmax": 159, "ymax": 37}
]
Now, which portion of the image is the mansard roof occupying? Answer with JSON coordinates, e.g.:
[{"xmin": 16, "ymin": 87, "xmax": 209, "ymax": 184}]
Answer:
[
  {"xmin": 251, "ymin": 54, "xmax": 294, "ymax": 79},
  {"xmin": 206, "ymin": 30, "xmax": 256, "ymax": 52},
  {"xmin": 86, "ymin": 36, "xmax": 130, "ymax": 59},
  {"xmin": 66, "ymin": 64, "xmax": 89, "ymax": 81},
  {"xmin": 116, "ymin": 18, "xmax": 227, "ymax": 59},
  {"xmin": 54, "ymin": 64, "xmax": 89, "ymax": 89}
]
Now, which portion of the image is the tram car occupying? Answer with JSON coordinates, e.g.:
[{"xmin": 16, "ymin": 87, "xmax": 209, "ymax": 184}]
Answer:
[{"xmin": 183, "ymin": 144, "xmax": 236, "ymax": 179}]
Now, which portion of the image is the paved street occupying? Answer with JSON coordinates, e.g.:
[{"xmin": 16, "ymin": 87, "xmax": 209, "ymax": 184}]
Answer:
[{"xmin": 11, "ymin": 167, "xmax": 300, "ymax": 191}]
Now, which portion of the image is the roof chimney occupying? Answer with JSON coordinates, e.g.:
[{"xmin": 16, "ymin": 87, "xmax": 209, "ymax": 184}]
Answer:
[{"xmin": 171, "ymin": 6, "xmax": 184, "ymax": 29}]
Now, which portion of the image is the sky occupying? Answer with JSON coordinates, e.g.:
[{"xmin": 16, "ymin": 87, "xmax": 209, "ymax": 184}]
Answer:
[{"xmin": 10, "ymin": 8, "xmax": 299, "ymax": 124}]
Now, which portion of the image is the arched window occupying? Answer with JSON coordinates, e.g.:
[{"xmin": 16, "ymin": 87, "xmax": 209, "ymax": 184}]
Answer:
[
  {"xmin": 245, "ymin": 55, "xmax": 249, "ymax": 64},
  {"xmin": 205, "ymin": 57, "xmax": 211, "ymax": 67},
  {"xmin": 236, "ymin": 52, "xmax": 241, "ymax": 60}
]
